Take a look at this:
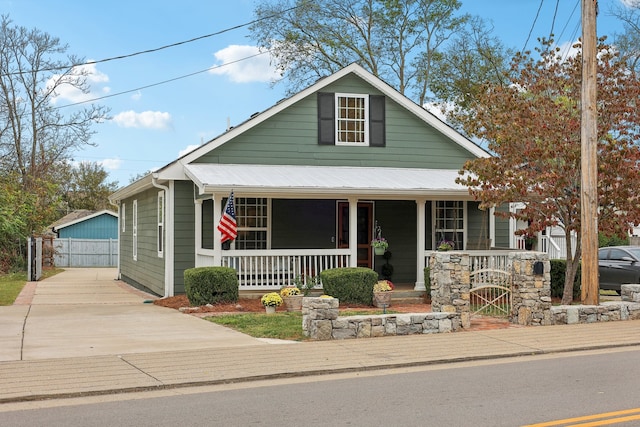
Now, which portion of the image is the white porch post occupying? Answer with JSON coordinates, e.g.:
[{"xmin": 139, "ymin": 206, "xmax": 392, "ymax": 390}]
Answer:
[
  {"xmin": 489, "ymin": 206, "xmax": 496, "ymax": 248},
  {"xmin": 213, "ymin": 193, "xmax": 224, "ymax": 266},
  {"xmin": 415, "ymin": 198, "xmax": 427, "ymax": 291},
  {"xmin": 349, "ymin": 197, "xmax": 358, "ymax": 267}
]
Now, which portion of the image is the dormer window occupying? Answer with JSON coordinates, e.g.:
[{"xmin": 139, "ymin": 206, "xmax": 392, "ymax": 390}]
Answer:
[{"xmin": 318, "ymin": 92, "xmax": 385, "ymax": 147}]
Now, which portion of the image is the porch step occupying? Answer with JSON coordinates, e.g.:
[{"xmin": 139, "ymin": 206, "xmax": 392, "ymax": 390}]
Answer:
[{"xmin": 391, "ymin": 290, "xmax": 428, "ymax": 305}]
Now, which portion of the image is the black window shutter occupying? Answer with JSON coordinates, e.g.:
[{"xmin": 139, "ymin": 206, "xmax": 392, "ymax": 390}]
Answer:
[
  {"xmin": 369, "ymin": 95, "xmax": 386, "ymax": 147},
  {"xmin": 317, "ymin": 92, "xmax": 335, "ymax": 145}
]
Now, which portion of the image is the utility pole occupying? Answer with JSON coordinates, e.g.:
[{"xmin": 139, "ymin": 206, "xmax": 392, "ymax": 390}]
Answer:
[{"xmin": 581, "ymin": 0, "xmax": 599, "ymax": 305}]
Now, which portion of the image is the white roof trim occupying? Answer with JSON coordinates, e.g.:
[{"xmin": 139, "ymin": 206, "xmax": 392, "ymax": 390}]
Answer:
[
  {"xmin": 157, "ymin": 63, "xmax": 488, "ymax": 180},
  {"xmin": 53, "ymin": 210, "xmax": 118, "ymax": 231},
  {"xmin": 184, "ymin": 163, "xmax": 472, "ymax": 198}
]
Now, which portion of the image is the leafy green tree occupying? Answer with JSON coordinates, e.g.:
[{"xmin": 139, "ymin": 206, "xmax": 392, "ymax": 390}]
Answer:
[
  {"xmin": 430, "ymin": 16, "xmax": 513, "ymax": 112},
  {"xmin": 62, "ymin": 161, "xmax": 119, "ymax": 211},
  {"xmin": 453, "ymin": 39, "xmax": 640, "ymax": 305},
  {"xmin": 250, "ymin": 0, "xmax": 475, "ymax": 105}
]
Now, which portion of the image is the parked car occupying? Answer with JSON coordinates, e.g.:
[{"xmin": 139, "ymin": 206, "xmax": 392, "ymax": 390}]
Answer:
[{"xmin": 598, "ymin": 246, "xmax": 640, "ymax": 293}]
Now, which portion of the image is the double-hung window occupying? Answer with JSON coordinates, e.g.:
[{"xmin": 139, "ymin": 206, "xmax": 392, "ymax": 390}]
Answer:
[
  {"xmin": 234, "ymin": 197, "xmax": 268, "ymax": 250},
  {"xmin": 434, "ymin": 201, "xmax": 465, "ymax": 250},
  {"xmin": 317, "ymin": 92, "xmax": 385, "ymax": 147},
  {"xmin": 336, "ymin": 93, "xmax": 368, "ymax": 145}
]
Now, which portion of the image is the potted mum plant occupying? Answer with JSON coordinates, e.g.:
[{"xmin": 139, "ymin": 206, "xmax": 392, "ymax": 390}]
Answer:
[
  {"xmin": 371, "ymin": 237, "xmax": 389, "ymax": 255},
  {"xmin": 437, "ymin": 240, "xmax": 454, "ymax": 251},
  {"xmin": 261, "ymin": 292, "xmax": 283, "ymax": 314},
  {"xmin": 280, "ymin": 286, "xmax": 303, "ymax": 311},
  {"xmin": 372, "ymin": 279, "xmax": 394, "ymax": 308}
]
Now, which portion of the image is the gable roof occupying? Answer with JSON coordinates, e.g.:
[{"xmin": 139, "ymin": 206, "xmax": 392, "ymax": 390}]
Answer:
[
  {"xmin": 51, "ymin": 210, "xmax": 118, "ymax": 232},
  {"xmin": 110, "ymin": 63, "xmax": 487, "ymax": 202},
  {"xmin": 160, "ymin": 63, "xmax": 487, "ymax": 178}
]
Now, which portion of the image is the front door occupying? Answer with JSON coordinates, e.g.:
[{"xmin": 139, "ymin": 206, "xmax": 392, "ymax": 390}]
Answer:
[{"xmin": 337, "ymin": 202, "xmax": 373, "ymax": 268}]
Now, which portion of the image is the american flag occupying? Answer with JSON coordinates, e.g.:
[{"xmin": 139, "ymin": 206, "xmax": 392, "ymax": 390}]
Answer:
[{"xmin": 217, "ymin": 191, "xmax": 237, "ymax": 243}]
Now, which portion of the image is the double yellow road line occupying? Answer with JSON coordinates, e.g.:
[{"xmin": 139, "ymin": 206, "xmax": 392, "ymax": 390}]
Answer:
[{"xmin": 523, "ymin": 408, "xmax": 640, "ymax": 426}]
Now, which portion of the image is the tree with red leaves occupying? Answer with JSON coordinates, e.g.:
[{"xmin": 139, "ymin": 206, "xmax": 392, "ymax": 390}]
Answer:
[{"xmin": 453, "ymin": 38, "xmax": 640, "ymax": 305}]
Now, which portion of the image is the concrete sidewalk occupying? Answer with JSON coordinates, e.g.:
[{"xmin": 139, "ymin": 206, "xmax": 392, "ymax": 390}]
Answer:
[
  {"xmin": 2, "ymin": 268, "xmax": 640, "ymax": 403},
  {"xmin": 2, "ymin": 319, "xmax": 640, "ymax": 403}
]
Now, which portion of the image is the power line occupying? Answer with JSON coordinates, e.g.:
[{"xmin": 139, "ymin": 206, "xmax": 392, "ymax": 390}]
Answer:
[
  {"xmin": 549, "ymin": 0, "xmax": 560, "ymax": 38},
  {"xmin": 1, "ymin": 4, "xmax": 301, "ymax": 77},
  {"xmin": 54, "ymin": 50, "xmax": 271, "ymax": 109},
  {"xmin": 557, "ymin": 0, "xmax": 580, "ymax": 42},
  {"xmin": 522, "ymin": 0, "xmax": 545, "ymax": 53}
]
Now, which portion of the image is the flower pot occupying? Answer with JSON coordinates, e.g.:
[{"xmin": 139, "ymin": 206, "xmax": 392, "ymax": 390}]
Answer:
[
  {"xmin": 284, "ymin": 294, "xmax": 304, "ymax": 311},
  {"xmin": 373, "ymin": 291, "xmax": 392, "ymax": 308},
  {"xmin": 265, "ymin": 306, "xmax": 276, "ymax": 314},
  {"xmin": 374, "ymin": 247, "xmax": 386, "ymax": 256}
]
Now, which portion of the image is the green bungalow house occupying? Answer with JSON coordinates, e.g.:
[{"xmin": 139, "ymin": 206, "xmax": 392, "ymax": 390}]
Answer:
[{"xmin": 108, "ymin": 63, "xmax": 510, "ymax": 297}]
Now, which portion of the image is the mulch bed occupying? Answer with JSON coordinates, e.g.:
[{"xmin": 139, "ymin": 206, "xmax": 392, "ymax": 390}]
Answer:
[{"xmin": 153, "ymin": 295, "xmax": 431, "ymax": 315}]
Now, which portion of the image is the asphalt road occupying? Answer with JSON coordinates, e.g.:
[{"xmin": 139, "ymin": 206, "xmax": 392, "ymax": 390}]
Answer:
[{"xmin": 1, "ymin": 347, "xmax": 639, "ymax": 427}]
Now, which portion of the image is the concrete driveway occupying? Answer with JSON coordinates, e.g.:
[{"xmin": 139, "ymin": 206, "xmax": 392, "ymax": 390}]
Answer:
[{"xmin": 0, "ymin": 268, "xmax": 266, "ymax": 361}]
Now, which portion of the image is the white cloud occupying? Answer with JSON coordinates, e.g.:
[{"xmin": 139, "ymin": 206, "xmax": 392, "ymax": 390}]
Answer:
[
  {"xmin": 209, "ymin": 45, "xmax": 281, "ymax": 83},
  {"xmin": 112, "ymin": 110, "xmax": 173, "ymax": 130},
  {"xmin": 131, "ymin": 91, "xmax": 142, "ymax": 101},
  {"xmin": 48, "ymin": 62, "xmax": 110, "ymax": 104},
  {"xmin": 99, "ymin": 158, "xmax": 122, "ymax": 170},
  {"xmin": 178, "ymin": 144, "xmax": 201, "ymax": 157},
  {"xmin": 621, "ymin": 0, "xmax": 640, "ymax": 8}
]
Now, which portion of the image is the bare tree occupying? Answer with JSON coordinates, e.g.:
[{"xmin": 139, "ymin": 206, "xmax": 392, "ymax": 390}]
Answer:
[{"xmin": 0, "ymin": 15, "xmax": 109, "ymax": 192}]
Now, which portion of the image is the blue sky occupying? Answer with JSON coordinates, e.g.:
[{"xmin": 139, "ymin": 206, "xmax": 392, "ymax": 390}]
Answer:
[{"xmin": 0, "ymin": 0, "xmax": 632, "ymax": 186}]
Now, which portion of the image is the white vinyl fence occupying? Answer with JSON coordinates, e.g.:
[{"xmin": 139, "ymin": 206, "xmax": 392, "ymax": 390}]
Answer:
[{"xmin": 53, "ymin": 238, "xmax": 118, "ymax": 267}]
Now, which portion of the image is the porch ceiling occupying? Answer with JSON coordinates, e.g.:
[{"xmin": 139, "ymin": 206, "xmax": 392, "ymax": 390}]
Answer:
[{"xmin": 184, "ymin": 163, "xmax": 472, "ymax": 198}]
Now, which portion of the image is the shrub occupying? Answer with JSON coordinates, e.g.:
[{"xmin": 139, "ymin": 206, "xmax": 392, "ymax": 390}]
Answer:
[
  {"xmin": 549, "ymin": 260, "xmax": 581, "ymax": 300},
  {"xmin": 184, "ymin": 267, "xmax": 238, "ymax": 306},
  {"xmin": 423, "ymin": 267, "xmax": 431, "ymax": 298},
  {"xmin": 320, "ymin": 267, "xmax": 377, "ymax": 305}
]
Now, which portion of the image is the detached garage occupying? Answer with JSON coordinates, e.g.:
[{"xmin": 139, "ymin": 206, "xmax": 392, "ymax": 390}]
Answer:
[{"xmin": 50, "ymin": 210, "xmax": 119, "ymax": 267}]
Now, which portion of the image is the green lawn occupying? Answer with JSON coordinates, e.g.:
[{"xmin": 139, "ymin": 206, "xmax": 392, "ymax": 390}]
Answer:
[
  {"xmin": 0, "ymin": 272, "xmax": 28, "ymax": 306},
  {"xmin": 207, "ymin": 309, "xmax": 399, "ymax": 341},
  {"xmin": 0, "ymin": 269, "xmax": 63, "ymax": 306}
]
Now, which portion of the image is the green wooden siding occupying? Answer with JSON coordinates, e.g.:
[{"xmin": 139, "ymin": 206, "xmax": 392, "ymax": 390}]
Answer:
[
  {"xmin": 119, "ymin": 187, "xmax": 165, "ymax": 296},
  {"xmin": 194, "ymin": 74, "xmax": 476, "ymax": 169},
  {"xmin": 271, "ymin": 200, "xmax": 336, "ymax": 249},
  {"xmin": 201, "ymin": 199, "xmax": 214, "ymax": 250},
  {"xmin": 494, "ymin": 204, "xmax": 511, "ymax": 248},
  {"xmin": 374, "ymin": 200, "xmax": 416, "ymax": 284},
  {"xmin": 173, "ymin": 180, "xmax": 196, "ymax": 294},
  {"xmin": 466, "ymin": 202, "xmax": 492, "ymax": 249}
]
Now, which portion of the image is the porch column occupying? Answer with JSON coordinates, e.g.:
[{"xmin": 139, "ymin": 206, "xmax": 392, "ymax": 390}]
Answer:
[
  {"xmin": 349, "ymin": 197, "xmax": 358, "ymax": 267},
  {"xmin": 213, "ymin": 193, "xmax": 224, "ymax": 266},
  {"xmin": 414, "ymin": 198, "xmax": 427, "ymax": 291}
]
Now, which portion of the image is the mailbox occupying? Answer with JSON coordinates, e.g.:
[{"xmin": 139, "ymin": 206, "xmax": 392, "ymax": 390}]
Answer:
[{"xmin": 533, "ymin": 261, "xmax": 544, "ymax": 275}]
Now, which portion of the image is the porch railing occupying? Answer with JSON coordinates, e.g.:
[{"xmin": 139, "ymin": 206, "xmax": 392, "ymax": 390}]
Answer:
[
  {"xmin": 425, "ymin": 250, "xmax": 513, "ymax": 271},
  {"xmin": 195, "ymin": 249, "xmax": 351, "ymax": 290}
]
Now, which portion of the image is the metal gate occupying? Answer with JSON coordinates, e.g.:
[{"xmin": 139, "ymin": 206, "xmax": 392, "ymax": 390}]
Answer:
[
  {"xmin": 27, "ymin": 237, "xmax": 43, "ymax": 281},
  {"xmin": 469, "ymin": 268, "xmax": 512, "ymax": 318}
]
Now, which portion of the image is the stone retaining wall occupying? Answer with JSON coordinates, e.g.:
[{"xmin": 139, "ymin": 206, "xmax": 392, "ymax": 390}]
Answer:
[
  {"xmin": 550, "ymin": 301, "xmax": 640, "ymax": 324},
  {"xmin": 302, "ymin": 297, "xmax": 461, "ymax": 340}
]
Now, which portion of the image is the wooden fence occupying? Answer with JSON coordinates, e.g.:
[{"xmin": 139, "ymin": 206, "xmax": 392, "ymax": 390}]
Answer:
[{"xmin": 53, "ymin": 238, "xmax": 118, "ymax": 267}]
